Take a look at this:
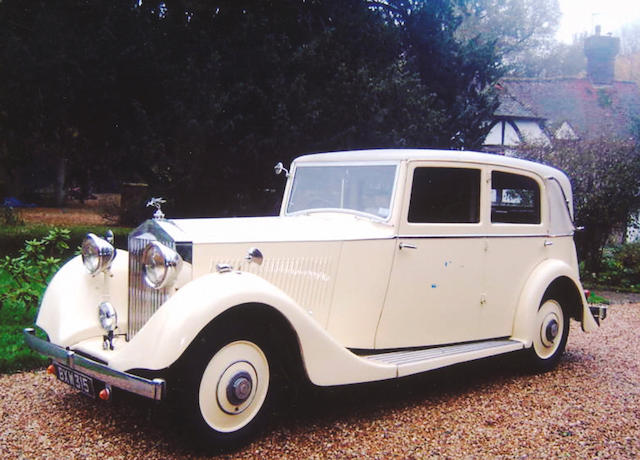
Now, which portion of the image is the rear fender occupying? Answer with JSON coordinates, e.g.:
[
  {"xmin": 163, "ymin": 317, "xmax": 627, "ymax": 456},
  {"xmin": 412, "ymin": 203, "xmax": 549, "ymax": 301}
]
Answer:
[{"xmin": 512, "ymin": 259, "xmax": 597, "ymax": 346}]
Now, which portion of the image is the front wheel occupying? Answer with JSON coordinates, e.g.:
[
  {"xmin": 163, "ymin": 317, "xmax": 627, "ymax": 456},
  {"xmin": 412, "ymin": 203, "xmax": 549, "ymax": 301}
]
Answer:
[
  {"xmin": 199, "ymin": 340, "xmax": 270, "ymax": 433},
  {"xmin": 526, "ymin": 298, "xmax": 569, "ymax": 372},
  {"xmin": 183, "ymin": 330, "xmax": 274, "ymax": 450}
]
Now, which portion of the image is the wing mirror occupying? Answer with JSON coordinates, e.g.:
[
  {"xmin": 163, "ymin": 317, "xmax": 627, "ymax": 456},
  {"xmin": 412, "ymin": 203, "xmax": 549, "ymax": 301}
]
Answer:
[{"xmin": 274, "ymin": 162, "xmax": 290, "ymax": 177}]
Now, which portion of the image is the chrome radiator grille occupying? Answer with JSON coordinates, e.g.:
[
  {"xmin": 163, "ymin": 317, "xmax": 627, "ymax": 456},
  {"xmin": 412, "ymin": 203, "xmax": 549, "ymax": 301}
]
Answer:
[{"xmin": 127, "ymin": 235, "xmax": 175, "ymax": 339}]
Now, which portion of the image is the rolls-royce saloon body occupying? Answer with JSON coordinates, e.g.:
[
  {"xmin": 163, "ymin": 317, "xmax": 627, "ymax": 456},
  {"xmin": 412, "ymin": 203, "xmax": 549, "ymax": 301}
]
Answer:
[{"xmin": 25, "ymin": 149, "xmax": 606, "ymax": 447}]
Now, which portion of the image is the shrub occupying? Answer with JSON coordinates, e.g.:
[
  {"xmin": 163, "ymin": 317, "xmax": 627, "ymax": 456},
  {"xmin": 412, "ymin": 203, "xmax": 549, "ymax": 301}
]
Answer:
[
  {"xmin": 516, "ymin": 139, "xmax": 640, "ymax": 275},
  {"xmin": 582, "ymin": 242, "xmax": 640, "ymax": 292},
  {"xmin": 0, "ymin": 205, "xmax": 23, "ymax": 226},
  {"xmin": 0, "ymin": 225, "xmax": 132, "ymax": 372},
  {"xmin": 0, "ymin": 228, "xmax": 70, "ymax": 313},
  {"xmin": 0, "ymin": 228, "xmax": 74, "ymax": 372},
  {"xmin": 0, "ymin": 225, "xmax": 131, "ymax": 259},
  {"xmin": 586, "ymin": 292, "xmax": 610, "ymax": 304}
]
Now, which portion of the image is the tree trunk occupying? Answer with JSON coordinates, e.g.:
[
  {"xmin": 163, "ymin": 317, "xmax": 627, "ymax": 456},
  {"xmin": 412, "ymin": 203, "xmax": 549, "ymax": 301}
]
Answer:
[{"xmin": 54, "ymin": 156, "xmax": 66, "ymax": 207}]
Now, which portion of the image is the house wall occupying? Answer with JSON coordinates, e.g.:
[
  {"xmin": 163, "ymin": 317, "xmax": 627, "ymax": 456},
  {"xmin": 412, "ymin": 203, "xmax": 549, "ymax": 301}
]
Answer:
[
  {"xmin": 484, "ymin": 120, "xmax": 550, "ymax": 148},
  {"xmin": 484, "ymin": 123, "xmax": 504, "ymax": 145},
  {"xmin": 628, "ymin": 213, "xmax": 640, "ymax": 242},
  {"xmin": 515, "ymin": 120, "xmax": 550, "ymax": 145}
]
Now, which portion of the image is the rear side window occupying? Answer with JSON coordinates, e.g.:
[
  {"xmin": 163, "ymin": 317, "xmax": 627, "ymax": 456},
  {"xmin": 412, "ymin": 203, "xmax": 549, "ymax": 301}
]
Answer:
[
  {"xmin": 491, "ymin": 171, "xmax": 540, "ymax": 224},
  {"xmin": 408, "ymin": 168, "xmax": 480, "ymax": 223}
]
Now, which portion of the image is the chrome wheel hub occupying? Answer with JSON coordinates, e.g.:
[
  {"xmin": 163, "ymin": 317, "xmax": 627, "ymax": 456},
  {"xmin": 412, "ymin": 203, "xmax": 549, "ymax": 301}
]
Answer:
[
  {"xmin": 227, "ymin": 372, "xmax": 253, "ymax": 406},
  {"xmin": 533, "ymin": 300, "xmax": 565, "ymax": 360},
  {"xmin": 540, "ymin": 312, "xmax": 560, "ymax": 348},
  {"xmin": 545, "ymin": 319, "xmax": 559, "ymax": 342},
  {"xmin": 215, "ymin": 359, "xmax": 259, "ymax": 415}
]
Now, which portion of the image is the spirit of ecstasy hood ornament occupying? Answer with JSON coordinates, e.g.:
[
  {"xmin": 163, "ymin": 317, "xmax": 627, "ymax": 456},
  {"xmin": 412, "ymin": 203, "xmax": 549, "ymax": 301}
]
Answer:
[{"xmin": 146, "ymin": 197, "xmax": 166, "ymax": 220}]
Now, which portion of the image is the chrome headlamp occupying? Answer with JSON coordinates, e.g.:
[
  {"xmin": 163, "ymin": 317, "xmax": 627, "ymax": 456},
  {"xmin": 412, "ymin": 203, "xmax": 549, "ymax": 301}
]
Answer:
[
  {"xmin": 141, "ymin": 241, "xmax": 183, "ymax": 290},
  {"xmin": 98, "ymin": 301, "xmax": 118, "ymax": 332},
  {"xmin": 82, "ymin": 233, "xmax": 116, "ymax": 275}
]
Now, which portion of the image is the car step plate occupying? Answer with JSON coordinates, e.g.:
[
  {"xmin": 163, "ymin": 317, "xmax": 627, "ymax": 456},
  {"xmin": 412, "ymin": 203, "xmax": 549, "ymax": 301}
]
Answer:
[{"xmin": 363, "ymin": 339, "xmax": 525, "ymax": 377}]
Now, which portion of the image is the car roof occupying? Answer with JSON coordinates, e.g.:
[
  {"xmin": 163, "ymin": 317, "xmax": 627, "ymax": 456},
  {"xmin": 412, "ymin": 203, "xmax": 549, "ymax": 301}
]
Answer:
[
  {"xmin": 292, "ymin": 149, "xmax": 575, "ymax": 228},
  {"xmin": 293, "ymin": 149, "xmax": 566, "ymax": 181}
]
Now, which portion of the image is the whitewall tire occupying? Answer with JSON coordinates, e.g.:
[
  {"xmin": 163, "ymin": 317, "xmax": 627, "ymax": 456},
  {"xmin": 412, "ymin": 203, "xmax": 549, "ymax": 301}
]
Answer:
[
  {"xmin": 527, "ymin": 298, "xmax": 569, "ymax": 372},
  {"xmin": 181, "ymin": 325, "xmax": 276, "ymax": 450},
  {"xmin": 198, "ymin": 340, "xmax": 270, "ymax": 434}
]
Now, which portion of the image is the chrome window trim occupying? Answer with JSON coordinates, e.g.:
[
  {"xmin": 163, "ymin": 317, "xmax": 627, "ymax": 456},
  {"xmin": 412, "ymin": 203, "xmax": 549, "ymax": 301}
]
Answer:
[
  {"xmin": 396, "ymin": 233, "xmax": 574, "ymax": 239},
  {"xmin": 287, "ymin": 207, "xmax": 394, "ymax": 223},
  {"xmin": 219, "ymin": 232, "xmax": 575, "ymax": 244}
]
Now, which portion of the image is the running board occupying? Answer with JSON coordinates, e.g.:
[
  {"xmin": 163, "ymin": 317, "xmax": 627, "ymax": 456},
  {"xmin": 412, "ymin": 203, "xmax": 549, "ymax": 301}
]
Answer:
[{"xmin": 362, "ymin": 339, "xmax": 525, "ymax": 378}]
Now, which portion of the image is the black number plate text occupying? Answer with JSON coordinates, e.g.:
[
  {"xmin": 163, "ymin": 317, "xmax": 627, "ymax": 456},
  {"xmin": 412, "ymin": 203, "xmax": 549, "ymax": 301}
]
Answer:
[{"xmin": 55, "ymin": 363, "xmax": 95, "ymax": 398}]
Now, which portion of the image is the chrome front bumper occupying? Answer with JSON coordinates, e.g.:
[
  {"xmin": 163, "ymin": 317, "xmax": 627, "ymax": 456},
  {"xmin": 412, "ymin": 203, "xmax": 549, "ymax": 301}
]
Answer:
[{"xmin": 24, "ymin": 328, "xmax": 165, "ymax": 401}]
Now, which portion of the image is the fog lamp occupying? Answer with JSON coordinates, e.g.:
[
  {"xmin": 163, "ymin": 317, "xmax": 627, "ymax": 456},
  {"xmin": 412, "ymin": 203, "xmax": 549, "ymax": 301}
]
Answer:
[
  {"xmin": 82, "ymin": 233, "xmax": 115, "ymax": 275},
  {"xmin": 98, "ymin": 301, "xmax": 118, "ymax": 332}
]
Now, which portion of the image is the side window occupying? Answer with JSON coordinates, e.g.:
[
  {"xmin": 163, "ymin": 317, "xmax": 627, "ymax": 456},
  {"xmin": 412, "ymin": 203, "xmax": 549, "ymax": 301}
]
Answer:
[
  {"xmin": 491, "ymin": 171, "xmax": 540, "ymax": 224},
  {"xmin": 408, "ymin": 168, "xmax": 480, "ymax": 223}
]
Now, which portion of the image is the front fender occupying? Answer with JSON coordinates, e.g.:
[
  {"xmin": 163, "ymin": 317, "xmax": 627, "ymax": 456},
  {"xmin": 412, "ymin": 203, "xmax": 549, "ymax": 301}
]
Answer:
[
  {"xmin": 511, "ymin": 259, "xmax": 597, "ymax": 347},
  {"xmin": 109, "ymin": 271, "xmax": 396, "ymax": 386},
  {"xmin": 36, "ymin": 252, "xmax": 130, "ymax": 346}
]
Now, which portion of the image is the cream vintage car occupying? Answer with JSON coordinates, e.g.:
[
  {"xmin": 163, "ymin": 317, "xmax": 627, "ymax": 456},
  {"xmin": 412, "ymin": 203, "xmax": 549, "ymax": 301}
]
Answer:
[{"xmin": 25, "ymin": 149, "xmax": 606, "ymax": 447}]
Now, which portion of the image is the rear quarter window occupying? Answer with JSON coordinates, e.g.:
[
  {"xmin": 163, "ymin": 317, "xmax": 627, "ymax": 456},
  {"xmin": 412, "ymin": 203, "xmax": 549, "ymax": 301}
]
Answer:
[{"xmin": 491, "ymin": 171, "xmax": 540, "ymax": 224}]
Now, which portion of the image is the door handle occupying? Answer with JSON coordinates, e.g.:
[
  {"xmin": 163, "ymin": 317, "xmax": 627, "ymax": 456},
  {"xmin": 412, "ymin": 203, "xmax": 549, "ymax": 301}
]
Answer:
[{"xmin": 399, "ymin": 242, "xmax": 417, "ymax": 250}]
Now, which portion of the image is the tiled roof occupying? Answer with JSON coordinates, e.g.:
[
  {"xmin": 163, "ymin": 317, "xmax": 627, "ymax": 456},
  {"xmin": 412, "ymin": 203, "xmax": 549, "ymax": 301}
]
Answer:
[
  {"xmin": 493, "ymin": 89, "xmax": 540, "ymax": 119},
  {"xmin": 496, "ymin": 78, "xmax": 640, "ymax": 141}
]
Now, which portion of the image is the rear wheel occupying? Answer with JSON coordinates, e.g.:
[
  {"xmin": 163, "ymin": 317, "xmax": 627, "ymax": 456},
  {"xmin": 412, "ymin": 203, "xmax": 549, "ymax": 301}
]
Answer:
[{"xmin": 526, "ymin": 298, "xmax": 569, "ymax": 372}]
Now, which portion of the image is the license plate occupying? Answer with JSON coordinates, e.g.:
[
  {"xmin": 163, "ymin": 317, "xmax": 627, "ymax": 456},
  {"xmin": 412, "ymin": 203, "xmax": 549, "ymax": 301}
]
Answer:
[{"xmin": 55, "ymin": 363, "xmax": 96, "ymax": 398}]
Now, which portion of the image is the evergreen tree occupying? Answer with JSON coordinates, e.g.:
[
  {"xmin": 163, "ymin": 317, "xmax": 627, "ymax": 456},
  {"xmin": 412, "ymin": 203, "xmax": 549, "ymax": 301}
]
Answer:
[{"xmin": 1, "ymin": 0, "xmax": 505, "ymax": 215}]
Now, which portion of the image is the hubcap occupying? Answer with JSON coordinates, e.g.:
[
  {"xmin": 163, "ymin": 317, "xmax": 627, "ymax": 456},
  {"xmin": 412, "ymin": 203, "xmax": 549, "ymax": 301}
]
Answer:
[
  {"xmin": 227, "ymin": 372, "xmax": 253, "ymax": 405},
  {"xmin": 198, "ymin": 340, "xmax": 270, "ymax": 433},
  {"xmin": 537, "ymin": 301, "xmax": 564, "ymax": 352},
  {"xmin": 533, "ymin": 300, "xmax": 565, "ymax": 360},
  {"xmin": 216, "ymin": 361, "xmax": 258, "ymax": 415},
  {"xmin": 545, "ymin": 319, "xmax": 559, "ymax": 342}
]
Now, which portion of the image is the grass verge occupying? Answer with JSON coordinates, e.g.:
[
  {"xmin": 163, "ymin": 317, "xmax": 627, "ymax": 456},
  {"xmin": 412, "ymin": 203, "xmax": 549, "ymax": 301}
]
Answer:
[
  {"xmin": 587, "ymin": 291, "xmax": 610, "ymax": 304},
  {"xmin": 0, "ymin": 280, "xmax": 48, "ymax": 373},
  {"xmin": 0, "ymin": 325, "xmax": 48, "ymax": 373}
]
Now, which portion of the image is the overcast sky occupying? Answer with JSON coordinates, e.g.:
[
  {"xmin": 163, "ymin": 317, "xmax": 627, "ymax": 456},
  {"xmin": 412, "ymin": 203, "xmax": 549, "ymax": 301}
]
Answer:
[{"xmin": 557, "ymin": 0, "xmax": 640, "ymax": 43}]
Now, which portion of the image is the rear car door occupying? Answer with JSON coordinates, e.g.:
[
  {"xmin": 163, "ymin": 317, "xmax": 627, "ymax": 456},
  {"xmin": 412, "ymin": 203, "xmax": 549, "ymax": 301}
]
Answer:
[{"xmin": 375, "ymin": 163, "xmax": 490, "ymax": 349}]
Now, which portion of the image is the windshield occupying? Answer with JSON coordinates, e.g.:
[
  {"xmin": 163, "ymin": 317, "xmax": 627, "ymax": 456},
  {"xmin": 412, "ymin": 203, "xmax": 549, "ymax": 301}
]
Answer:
[{"xmin": 286, "ymin": 164, "xmax": 398, "ymax": 219}]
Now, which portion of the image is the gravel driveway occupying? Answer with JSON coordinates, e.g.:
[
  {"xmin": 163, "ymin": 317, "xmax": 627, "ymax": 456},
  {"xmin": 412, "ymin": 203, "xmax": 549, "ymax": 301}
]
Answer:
[{"xmin": 2, "ymin": 300, "xmax": 638, "ymax": 459}]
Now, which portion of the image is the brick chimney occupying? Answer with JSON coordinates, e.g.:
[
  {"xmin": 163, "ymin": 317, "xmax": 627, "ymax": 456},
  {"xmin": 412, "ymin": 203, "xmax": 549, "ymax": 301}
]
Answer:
[{"xmin": 584, "ymin": 26, "xmax": 620, "ymax": 85}]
